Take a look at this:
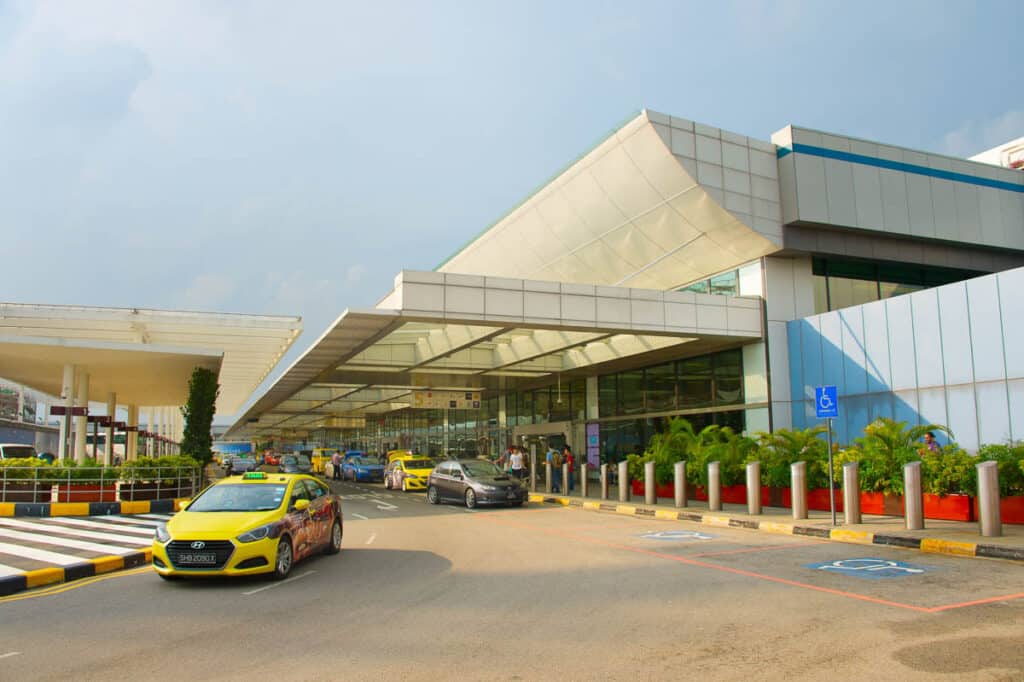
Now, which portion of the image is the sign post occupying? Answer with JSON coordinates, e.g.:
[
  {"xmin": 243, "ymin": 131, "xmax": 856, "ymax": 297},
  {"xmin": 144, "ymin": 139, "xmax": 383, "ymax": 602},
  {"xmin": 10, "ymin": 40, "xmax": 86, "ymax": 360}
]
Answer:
[{"xmin": 815, "ymin": 385, "xmax": 839, "ymax": 526}]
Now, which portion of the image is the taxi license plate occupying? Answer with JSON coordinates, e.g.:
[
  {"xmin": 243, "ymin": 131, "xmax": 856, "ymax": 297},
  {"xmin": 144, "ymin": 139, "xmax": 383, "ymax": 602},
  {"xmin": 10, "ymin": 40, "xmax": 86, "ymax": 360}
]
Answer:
[{"xmin": 177, "ymin": 553, "xmax": 216, "ymax": 564}]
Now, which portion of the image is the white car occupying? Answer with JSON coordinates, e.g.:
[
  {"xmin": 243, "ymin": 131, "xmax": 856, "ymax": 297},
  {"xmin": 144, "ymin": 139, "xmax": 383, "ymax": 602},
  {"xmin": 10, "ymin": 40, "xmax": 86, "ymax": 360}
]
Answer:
[{"xmin": 0, "ymin": 443, "xmax": 37, "ymax": 460}]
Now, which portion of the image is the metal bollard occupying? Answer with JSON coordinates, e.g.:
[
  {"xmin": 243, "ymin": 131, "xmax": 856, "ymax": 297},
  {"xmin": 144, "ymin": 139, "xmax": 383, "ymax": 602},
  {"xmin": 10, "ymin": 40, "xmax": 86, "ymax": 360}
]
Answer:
[
  {"xmin": 791, "ymin": 461, "xmax": 808, "ymax": 520},
  {"xmin": 708, "ymin": 461, "xmax": 721, "ymax": 512},
  {"xmin": 580, "ymin": 462, "xmax": 589, "ymax": 498},
  {"xmin": 843, "ymin": 462, "xmax": 861, "ymax": 525},
  {"xmin": 904, "ymin": 461, "xmax": 924, "ymax": 530},
  {"xmin": 644, "ymin": 461, "xmax": 656, "ymax": 505},
  {"xmin": 530, "ymin": 447, "xmax": 537, "ymax": 492},
  {"xmin": 977, "ymin": 461, "xmax": 1002, "ymax": 537},
  {"xmin": 746, "ymin": 461, "xmax": 761, "ymax": 515},
  {"xmin": 562, "ymin": 462, "xmax": 570, "ymax": 496},
  {"xmin": 618, "ymin": 461, "xmax": 629, "ymax": 502},
  {"xmin": 674, "ymin": 461, "xmax": 687, "ymax": 508},
  {"xmin": 600, "ymin": 464, "xmax": 609, "ymax": 500},
  {"xmin": 545, "ymin": 461, "xmax": 552, "ymax": 494}
]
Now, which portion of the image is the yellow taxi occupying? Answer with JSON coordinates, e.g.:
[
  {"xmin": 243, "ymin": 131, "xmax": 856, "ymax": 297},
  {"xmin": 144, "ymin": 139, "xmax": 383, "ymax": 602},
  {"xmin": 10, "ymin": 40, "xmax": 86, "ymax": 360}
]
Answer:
[
  {"xmin": 152, "ymin": 472, "xmax": 342, "ymax": 581},
  {"xmin": 384, "ymin": 456, "xmax": 435, "ymax": 492},
  {"xmin": 311, "ymin": 447, "xmax": 339, "ymax": 474},
  {"xmin": 386, "ymin": 449, "xmax": 414, "ymax": 464}
]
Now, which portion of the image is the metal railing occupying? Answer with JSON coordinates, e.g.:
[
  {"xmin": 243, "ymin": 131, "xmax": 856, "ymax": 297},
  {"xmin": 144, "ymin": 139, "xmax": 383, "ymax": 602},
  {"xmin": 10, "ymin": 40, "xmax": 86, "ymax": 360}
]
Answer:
[{"xmin": 0, "ymin": 466, "xmax": 200, "ymax": 504}]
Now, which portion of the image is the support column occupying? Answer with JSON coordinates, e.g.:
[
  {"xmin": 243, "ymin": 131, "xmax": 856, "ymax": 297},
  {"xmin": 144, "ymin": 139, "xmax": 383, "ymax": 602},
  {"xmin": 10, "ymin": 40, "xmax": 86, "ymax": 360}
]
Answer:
[
  {"xmin": 147, "ymin": 407, "xmax": 156, "ymax": 457},
  {"xmin": 127, "ymin": 405, "xmax": 139, "ymax": 461},
  {"xmin": 58, "ymin": 365, "xmax": 75, "ymax": 461},
  {"xmin": 73, "ymin": 372, "xmax": 89, "ymax": 463},
  {"xmin": 105, "ymin": 393, "xmax": 116, "ymax": 466}
]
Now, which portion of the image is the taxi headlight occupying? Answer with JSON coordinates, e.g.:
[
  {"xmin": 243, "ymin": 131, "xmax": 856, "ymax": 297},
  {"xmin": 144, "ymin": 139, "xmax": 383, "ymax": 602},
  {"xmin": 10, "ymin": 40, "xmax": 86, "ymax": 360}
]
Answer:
[
  {"xmin": 236, "ymin": 523, "xmax": 278, "ymax": 543},
  {"xmin": 154, "ymin": 523, "xmax": 171, "ymax": 543}
]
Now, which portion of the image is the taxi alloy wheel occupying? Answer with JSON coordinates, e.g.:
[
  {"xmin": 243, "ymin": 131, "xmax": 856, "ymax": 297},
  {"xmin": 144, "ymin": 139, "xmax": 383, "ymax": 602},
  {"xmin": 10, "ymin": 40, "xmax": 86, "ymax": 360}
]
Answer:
[
  {"xmin": 401, "ymin": 479, "xmax": 408, "ymax": 492},
  {"xmin": 324, "ymin": 519, "xmax": 342, "ymax": 555},
  {"xmin": 465, "ymin": 488, "xmax": 477, "ymax": 509},
  {"xmin": 273, "ymin": 536, "xmax": 294, "ymax": 580},
  {"xmin": 427, "ymin": 485, "xmax": 440, "ymax": 505},
  {"xmin": 385, "ymin": 476, "xmax": 392, "ymax": 490}
]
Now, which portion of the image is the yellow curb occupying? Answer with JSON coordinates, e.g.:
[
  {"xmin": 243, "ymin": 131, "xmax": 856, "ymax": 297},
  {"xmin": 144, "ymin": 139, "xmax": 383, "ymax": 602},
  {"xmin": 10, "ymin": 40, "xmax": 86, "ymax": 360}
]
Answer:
[
  {"xmin": 759, "ymin": 522, "xmax": 795, "ymax": 535},
  {"xmin": 0, "ymin": 503, "xmax": 14, "ymax": 517},
  {"xmin": 50, "ymin": 502, "xmax": 90, "ymax": 516},
  {"xmin": 616, "ymin": 505, "xmax": 637, "ymax": 516},
  {"xmin": 25, "ymin": 567, "xmax": 64, "ymax": 588},
  {"xmin": 830, "ymin": 529, "xmax": 875, "ymax": 545},
  {"xmin": 91, "ymin": 556, "xmax": 125, "ymax": 574},
  {"xmin": 921, "ymin": 538, "xmax": 977, "ymax": 557},
  {"xmin": 702, "ymin": 515, "xmax": 731, "ymax": 528},
  {"xmin": 528, "ymin": 493, "xmax": 544, "ymax": 503},
  {"xmin": 654, "ymin": 509, "xmax": 679, "ymax": 521},
  {"xmin": 119, "ymin": 501, "xmax": 150, "ymax": 515},
  {"xmin": 582, "ymin": 501, "xmax": 601, "ymax": 511},
  {"xmin": 556, "ymin": 497, "xmax": 571, "ymax": 506}
]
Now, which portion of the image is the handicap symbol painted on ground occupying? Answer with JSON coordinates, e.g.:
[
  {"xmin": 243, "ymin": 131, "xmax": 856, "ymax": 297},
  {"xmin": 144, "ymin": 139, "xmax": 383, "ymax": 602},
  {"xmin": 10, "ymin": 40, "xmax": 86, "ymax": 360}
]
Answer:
[
  {"xmin": 638, "ymin": 530, "xmax": 715, "ymax": 541},
  {"xmin": 806, "ymin": 557, "xmax": 929, "ymax": 580}
]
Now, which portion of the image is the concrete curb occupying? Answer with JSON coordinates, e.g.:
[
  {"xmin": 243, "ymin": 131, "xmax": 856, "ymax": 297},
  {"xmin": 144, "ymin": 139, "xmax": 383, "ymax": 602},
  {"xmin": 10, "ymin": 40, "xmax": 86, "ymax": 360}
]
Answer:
[
  {"xmin": 0, "ymin": 498, "xmax": 189, "ymax": 517},
  {"xmin": 0, "ymin": 549, "xmax": 152, "ymax": 597},
  {"xmin": 528, "ymin": 493, "xmax": 1024, "ymax": 563}
]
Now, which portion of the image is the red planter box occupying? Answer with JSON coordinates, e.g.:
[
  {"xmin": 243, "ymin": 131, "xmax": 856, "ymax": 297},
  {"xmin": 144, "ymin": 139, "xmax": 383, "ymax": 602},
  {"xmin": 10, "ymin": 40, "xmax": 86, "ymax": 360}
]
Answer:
[
  {"xmin": 1001, "ymin": 496, "xmax": 1024, "ymax": 524},
  {"xmin": 630, "ymin": 480, "xmax": 676, "ymax": 498},
  {"xmin": 56, "ymin": 484, "xmax": 117, "ymax": 503},
  {"xmin": 858, "ymin": 492, "xmax": 903, "ymax": 516},
  {"xmin": 923, "ymin": 493, "xmax": 974, "ymax": 522},
  {"xmin": 761, "ymin": 486, "xmax": 792, "ymax": 508},
  {"xmin": 807, "ymin": 488, "xmax": 844, "ymax": 512}
]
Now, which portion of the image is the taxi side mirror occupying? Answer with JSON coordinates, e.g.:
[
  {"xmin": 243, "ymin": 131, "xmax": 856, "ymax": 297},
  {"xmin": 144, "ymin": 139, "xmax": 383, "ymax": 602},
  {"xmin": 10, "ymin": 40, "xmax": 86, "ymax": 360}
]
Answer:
[
  {"xmin": 294, "ymin": 499, "xmax": 311, "ymax": 512},
  {"xmin": 177, "ymin": 499, "xmax": 192, "ymax": 512}
]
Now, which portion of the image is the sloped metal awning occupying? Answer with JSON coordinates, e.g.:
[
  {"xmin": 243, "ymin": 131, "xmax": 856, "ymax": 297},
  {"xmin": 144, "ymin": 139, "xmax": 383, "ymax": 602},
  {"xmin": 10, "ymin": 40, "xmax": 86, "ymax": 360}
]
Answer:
[
  {"xmin": 227, "ymin": 271, "xmax": 763, "ymax": 439},
  {"xmin": 0, "ymin": 303, "xmax": 302, "ymax": 414}
]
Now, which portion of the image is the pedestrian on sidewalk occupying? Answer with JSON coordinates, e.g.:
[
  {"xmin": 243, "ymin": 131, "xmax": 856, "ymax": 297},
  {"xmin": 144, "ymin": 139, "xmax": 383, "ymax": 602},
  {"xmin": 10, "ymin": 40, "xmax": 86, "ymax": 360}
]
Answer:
[
  {"xmin": 563, "ymin": 445, "xmax": 575, "ymax": 494},
  {"xmin": 509, "ymin": 447, "xmax": 525, "ymax": 480},
  {"xmin": 546, "ymin": 446, "xmax": 562, "ymax": 493},
  {"xmin": 331, "ymin": 451, "xmax": 342, "ymax": 480}
]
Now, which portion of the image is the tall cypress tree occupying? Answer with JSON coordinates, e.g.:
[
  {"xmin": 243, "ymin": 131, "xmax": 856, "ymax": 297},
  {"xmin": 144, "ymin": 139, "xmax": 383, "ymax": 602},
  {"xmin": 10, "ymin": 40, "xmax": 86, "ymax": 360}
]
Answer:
[{"xmin": 180, "ymin": 367, "xmax": 220, "ymax": 464}]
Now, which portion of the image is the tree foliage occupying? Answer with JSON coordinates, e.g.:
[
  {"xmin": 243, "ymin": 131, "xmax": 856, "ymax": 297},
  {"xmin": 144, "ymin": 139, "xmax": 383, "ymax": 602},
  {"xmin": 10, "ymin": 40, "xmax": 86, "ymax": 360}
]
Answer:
[{"xmin": 180, "ymin": 367, "xmax": 220, "ymax": 465}]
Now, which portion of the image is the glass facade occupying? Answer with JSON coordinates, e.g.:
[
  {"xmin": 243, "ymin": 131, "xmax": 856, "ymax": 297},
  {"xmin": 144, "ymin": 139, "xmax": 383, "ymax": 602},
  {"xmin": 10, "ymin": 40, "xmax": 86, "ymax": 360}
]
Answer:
[
  {"xmin": 811, "ymin": 257, "xmax": 980, "ymax": 313},
  {"xmin": 679, "ymin": 268, "xmax": 739, "ymax": 297}
]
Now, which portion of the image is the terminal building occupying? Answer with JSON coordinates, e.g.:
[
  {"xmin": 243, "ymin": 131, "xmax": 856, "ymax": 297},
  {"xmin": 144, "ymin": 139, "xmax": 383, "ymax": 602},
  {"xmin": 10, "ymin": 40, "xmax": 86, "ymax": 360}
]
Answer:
[{"xmin": 228, "ymin": 110, "xmax": 1024, "ymax": 459}]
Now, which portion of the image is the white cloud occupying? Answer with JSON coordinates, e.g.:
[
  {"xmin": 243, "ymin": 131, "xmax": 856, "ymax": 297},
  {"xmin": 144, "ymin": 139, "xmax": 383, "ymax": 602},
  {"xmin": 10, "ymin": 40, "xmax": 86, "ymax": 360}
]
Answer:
[{"xmin": 940, "ymin": 110, "xmax": 1024, "ymax": 158}]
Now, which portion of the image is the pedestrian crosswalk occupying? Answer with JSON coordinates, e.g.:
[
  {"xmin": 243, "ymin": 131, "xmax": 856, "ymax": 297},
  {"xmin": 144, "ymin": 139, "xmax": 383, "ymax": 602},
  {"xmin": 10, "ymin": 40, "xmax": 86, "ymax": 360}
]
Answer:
[{"xmin": 0, "ymin": 514, "xmax": 170, "ymax": 576}]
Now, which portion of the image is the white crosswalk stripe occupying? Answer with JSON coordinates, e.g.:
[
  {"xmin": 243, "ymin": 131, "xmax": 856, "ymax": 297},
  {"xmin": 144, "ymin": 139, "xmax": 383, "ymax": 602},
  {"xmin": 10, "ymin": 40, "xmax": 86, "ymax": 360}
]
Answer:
[
  {"xmin": 38, "ymin": 517, "xmax": 156, "ymax": 537},
  {"xmin": 0, "ymin": 519, "xmax": 151, "ymax": 546},
  {"xmin": 0, "ymin": 527, "xmax": 138, "ymax": 555},
  {"xmin": 0, "ymin": 562, "xmax": 26, "ymax": 577},
  {"xmin": 136, "ymin": 514, "xmax": 174, "ymax": 520},
  {"xmin": 90, "ymin": 516, "xmax": 164, "ymax": 527},
  {"xmin": 0, "ymin": 541, "xmax": 92, "ymax": 566}
]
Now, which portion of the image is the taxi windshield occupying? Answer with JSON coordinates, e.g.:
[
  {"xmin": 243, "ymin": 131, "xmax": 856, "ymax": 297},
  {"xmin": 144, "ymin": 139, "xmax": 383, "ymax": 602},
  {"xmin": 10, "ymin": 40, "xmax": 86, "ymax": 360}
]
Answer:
[
  {"xmin": 404, "ymin": 459, "xmax": 433, "ymax": 469},
  {"xmin": 188, "ymin": 484, "xmax": 287, "ymax": 512}
]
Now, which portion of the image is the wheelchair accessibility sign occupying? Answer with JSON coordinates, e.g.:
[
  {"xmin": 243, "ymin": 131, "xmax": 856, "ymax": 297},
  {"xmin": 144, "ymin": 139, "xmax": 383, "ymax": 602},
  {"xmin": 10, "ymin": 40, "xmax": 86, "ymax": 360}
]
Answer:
[
  {"xmin": 638, "ymin": 530, "xmax": 714, "ymax": 541},
  {"xmin": 807, "ymin": 557, "xmax": 929, "ymax": 580},
  {"xmin": 815, "ymin": 385, "xmax": 838, "ymax": 419}
]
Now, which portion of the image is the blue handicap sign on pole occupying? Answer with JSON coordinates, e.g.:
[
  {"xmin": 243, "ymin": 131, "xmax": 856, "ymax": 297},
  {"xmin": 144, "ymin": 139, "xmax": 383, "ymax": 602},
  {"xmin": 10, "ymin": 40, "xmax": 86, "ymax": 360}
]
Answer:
[{"xmin": 815, "ymin": 385, "xmax": 838, "ymax": 419}]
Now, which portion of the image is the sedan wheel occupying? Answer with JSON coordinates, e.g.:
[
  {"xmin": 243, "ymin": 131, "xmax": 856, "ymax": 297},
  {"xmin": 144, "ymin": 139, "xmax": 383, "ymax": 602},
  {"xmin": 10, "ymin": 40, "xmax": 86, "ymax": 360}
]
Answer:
[
  {"xmin": 385, "ymin": 476, "xmax": 392, "ymax": 490},
  {"xmin": 427, "ymin": 485, "xmax": 440, "ymax": 505},
  {"xmin": 401, "ymin": 479, "xmax": 408, "ymax": 492},
  {"xmin": 324, "ymin": 519, "xmax": 342, "ymax": 555},
  {"xmin": 465, "ymin": 488, "xmax": 477, "ymax": 509},
  {"xmin": 272, "ymin": 536, "xmax": 293, "ymax": 580}
]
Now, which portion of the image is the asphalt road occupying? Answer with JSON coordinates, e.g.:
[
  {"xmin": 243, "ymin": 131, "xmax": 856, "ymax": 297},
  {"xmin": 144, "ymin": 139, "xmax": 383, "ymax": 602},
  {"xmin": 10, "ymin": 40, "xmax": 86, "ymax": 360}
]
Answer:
[{"xmin": 1, "ymin": 478, "xmax": 1023, "ymax": 681}]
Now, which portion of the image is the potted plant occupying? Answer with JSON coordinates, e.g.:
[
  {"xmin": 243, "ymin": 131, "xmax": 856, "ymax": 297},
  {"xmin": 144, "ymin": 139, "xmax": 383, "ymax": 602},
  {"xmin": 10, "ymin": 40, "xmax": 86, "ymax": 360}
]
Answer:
[
  {"xmin": 0, "ymin": 458, "xmax": 52, "ymax": 503},
  {"xmin": 52, "ymin": 458, "xmax": 120, "ymax": 503},
  {"xmin": 975, "ymin": 443, "xmax": 1024, "ymax": 524}
]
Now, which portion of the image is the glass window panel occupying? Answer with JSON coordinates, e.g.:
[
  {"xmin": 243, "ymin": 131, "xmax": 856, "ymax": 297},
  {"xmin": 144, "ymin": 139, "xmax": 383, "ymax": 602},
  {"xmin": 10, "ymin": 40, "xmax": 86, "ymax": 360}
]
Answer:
[
  {"xmin": 570, "ymin": 379, "xmax": 587, "ymax": 422},
  {"xmin": 879, "ymin": 281, "xmax": 924, "ymax": 300},
  {"xmin": 679, "ymin": 280, "xmax": 709, "ymax": 294},
  {"xmin": 533, "ymin": 388, "xmax": 550, "ymax": 424},
  {"xmin": 599, "ymin": 375, "xmax": 618, "ymax": 417},
  {"xmin": 827, "ymin": 276, "xmax": 879, "ymax": 311},
  {"xmin": 678, "ymin": 356, "xmax": 713, "ymax": 408},
  {"xmin": 709, "ymin": 270, "xmax": 739, "ymax": 296},
  {"xmin": 826, "ymin": 259, "xmax": 876, "ymax": 280},
  {"xmin": 713, "ymin": 349, "xmax": 744, "ymax": 405},
  {"xmin": 549, "ymin": 383, "xmax": 572, "ymax": 422},
  {"xmin": 618, "ymin": 370, "xmax": 645, "ymax": 415},
  {"xmin": 645, "ymin": 362, "xmax": 676, "ymax": 412},
  {"xmin": 813, "ymin": 274, "xmax": 829, "ymax": 313},
  {"xmin": 713, "ymin": 409, "xmax": 746, "ymax": 433}
]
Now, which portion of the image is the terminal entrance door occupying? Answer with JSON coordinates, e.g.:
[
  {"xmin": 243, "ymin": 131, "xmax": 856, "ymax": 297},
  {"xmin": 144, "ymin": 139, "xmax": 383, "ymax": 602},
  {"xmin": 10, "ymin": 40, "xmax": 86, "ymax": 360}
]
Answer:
[{"xmin": 512, "ymin": 421, "xmax": 573, "ymax": 488}]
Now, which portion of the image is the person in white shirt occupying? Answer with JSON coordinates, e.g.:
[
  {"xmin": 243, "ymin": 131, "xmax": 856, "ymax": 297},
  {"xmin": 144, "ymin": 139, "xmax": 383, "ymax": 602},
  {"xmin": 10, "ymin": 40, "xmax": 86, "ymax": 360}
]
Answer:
[{"xmin": 509, "ymin": 447, "xmax": 525, "ymax": 479}]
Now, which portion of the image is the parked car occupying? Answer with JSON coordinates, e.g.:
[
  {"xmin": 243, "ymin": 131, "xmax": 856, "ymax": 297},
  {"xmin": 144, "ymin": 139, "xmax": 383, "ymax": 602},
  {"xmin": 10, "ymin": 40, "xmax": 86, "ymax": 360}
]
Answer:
[
  {"xmin": 229, "ymin": 456, "xmax": 259, "ymax": 474},
  {"xmin": 341, "ymin": 456, "xmax": 384, "ymax": 482},
  {"xmin": 152, "ymin": 472, "xmax": 342, "ymax": 580},
  {"xmin": 427, "ymin": 459, "xmax": 527, "ymax": 509},
  {"xmin": 279, "ymin": 454, "xmax": 313, "ymax": 474},
  {"xmin": 264, "ymin": 452, "xmax": 282, "ymax": 467},
  {"xmin": 0, "ymin": 443, "xmax": 37, "ymax": 460},
  {"xmin": 385, "ymin": 457, "xmax": 434, "ymax": 492}
]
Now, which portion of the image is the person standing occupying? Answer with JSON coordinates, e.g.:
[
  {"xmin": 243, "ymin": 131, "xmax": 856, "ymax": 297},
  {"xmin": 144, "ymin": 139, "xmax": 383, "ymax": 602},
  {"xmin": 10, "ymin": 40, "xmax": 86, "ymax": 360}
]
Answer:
[
  {"xmin": 923, "ymin": 431, "xmax": 941, "ymax": 453},
  {"xmin": 547, "ymin": 446, "xmax": 562, "ymax": 493},
  {"xmin": 563, "ymin": 445, "xmax": 575, "ymax": 494},
  {"xmin": 331, "ymin": 451, "xmax": 342, "ymax": 480},
  {"xmin": 509, "ymin": 447, "xmax": 525, "ymax": 480}
]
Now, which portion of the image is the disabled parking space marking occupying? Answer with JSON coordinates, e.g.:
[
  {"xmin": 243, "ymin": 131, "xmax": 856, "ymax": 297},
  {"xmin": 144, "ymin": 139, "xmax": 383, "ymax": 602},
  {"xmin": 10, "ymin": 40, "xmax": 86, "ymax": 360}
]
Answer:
[
  {"xmin": 351, "ymin": 513, "xmax": 369, "ymax": 520},
  {"xmin": 638, "ymin": 529, "xmax": 714, "ymax": 541},
  {"xmin": 807, "ymin": 557, "xmax": 930, "ymax": 580}
]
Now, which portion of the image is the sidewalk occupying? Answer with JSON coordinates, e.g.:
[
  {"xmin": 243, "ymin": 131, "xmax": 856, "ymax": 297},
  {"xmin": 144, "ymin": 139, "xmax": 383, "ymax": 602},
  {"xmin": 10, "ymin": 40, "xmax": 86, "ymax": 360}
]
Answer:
[{"xmin": 527, "ymin": 483, "xmax": 1024, "ymax": 562}]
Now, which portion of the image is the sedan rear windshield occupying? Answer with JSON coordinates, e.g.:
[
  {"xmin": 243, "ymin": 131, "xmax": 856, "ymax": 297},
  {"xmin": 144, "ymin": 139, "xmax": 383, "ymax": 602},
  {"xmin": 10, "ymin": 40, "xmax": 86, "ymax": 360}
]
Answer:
[
  {"xmin": 1, "ymin": 446, "xmax": 36, "ymax": 459},
  {"xmin": 188, "ymin": 484, "xmax": 287, "ymax": 512},
  {"xmin": 461, "ymin": 461, "xmax": 503, "ymax": 478},
  {"xmin": 350, "ymin": 457, "xmax": 375, "ymax": 466}
]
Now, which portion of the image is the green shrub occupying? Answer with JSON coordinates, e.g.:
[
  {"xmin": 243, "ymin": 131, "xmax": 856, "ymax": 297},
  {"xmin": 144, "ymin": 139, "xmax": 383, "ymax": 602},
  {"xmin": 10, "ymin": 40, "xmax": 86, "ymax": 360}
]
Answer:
[
  {"xmin": 0, "ymin": 458, "xmax": 50, "ymax": 481},
  {"xmin": 976, "ymin": 443, "xmax": 1024, "ymax": 496},
  {"xmin": 921, "ymin": 445, "xmax": 976, "ymax": 496},
  {"xmin": 755, "ymin": 427, "xmax": 829, "ymax": 488}
]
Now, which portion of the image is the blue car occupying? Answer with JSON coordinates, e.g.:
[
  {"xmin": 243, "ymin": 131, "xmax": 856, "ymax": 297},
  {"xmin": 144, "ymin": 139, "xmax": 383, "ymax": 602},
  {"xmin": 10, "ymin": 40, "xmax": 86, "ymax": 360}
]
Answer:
[{"xmin": 342, "ymin": 456, "xmax": 385, "ymax": 482}]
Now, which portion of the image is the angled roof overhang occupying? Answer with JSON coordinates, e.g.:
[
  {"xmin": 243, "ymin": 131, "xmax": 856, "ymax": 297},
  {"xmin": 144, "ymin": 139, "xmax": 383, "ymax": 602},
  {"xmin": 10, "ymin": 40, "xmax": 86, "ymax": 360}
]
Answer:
[
  {"xmin": 437, "ymin": 109, "xmax": 785, "ymax": 289},
  {"xmin": 228, "ymin": 271, "xmax": 764, "ymax": 440},
  {"xmin": 0, "ymin": 303, "xmax": 302, "ymax": 414}
]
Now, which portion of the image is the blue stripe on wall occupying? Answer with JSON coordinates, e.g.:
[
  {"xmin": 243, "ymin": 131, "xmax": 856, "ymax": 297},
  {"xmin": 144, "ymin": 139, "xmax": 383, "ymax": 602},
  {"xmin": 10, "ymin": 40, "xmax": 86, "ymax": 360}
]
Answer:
[{"xmin": 775, "ymin": 143, "xmax": 1024, "ymax": 193}]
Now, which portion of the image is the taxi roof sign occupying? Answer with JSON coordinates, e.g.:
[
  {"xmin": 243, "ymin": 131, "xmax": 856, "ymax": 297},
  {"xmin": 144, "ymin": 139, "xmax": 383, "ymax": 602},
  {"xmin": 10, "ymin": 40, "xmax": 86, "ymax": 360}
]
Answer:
[{"xmin": 242, "ymin": 471, "xmax": 267, "ymax": 480}]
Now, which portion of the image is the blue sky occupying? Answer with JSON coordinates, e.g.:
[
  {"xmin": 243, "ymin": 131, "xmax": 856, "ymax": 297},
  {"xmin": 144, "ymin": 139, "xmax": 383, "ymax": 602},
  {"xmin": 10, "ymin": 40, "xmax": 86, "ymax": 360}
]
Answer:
[{"xmin": 1, "ymin": 0, "xmax": 1021, "ymax": 419}]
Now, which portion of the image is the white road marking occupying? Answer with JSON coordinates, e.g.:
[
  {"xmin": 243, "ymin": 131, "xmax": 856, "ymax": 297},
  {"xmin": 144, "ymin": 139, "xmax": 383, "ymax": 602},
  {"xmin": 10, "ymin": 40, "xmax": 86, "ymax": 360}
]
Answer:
[
  {"xmin": 365, "ymin": 533, "xmax": 376, "ymax": 545},
  {"xmin": 38, "ymin": 517, "xmax": 156, "ymax": 536},
  {"xmin": 136, "ymin": 514, "xmax": 174, "ymax": 520},
  {"xmin": 0, "ymin": 528, "xmax": 139, "ymax": 556},
  {"xmin": 0, "ymin": 652, "xmax": 20, "ymax": 660},
  {"xmin": 351, "ymin": 513, "xmax": 368, "ymax": 520},
  {"xmin": 0, "ymin": 563, "xmax": 25, "ymax": 578},
  {"xmin": 0, "ymin": 541, "xmax": 92, "ymax": 566},
  {"xmin": 87, "ymin": 516, "xmax": 163, "ymax": 527},
  {"xmin": 241, "ymin": 570, "xmax": 315, "ymax": 596},
  {"xmin": 374, "ymin": 502, "xmax": 397, "ymax": 511},
  {"xmin": 0, "ymin": 519, "xmax": 151, "ymax": 546}
]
